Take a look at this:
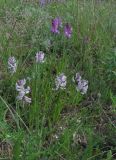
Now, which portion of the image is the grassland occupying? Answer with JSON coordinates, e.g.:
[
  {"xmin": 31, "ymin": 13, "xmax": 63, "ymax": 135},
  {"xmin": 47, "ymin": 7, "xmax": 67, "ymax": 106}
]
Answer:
[{"xmin": 0, "ymin": 0, "xmax": 116, "ymax": 159}]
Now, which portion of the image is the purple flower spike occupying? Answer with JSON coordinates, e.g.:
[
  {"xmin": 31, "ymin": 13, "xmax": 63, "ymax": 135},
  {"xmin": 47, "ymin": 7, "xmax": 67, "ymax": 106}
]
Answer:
[
  {"xmin": 36, "ymin": 51, "xmax": 45, "ymax": 63},
  {"xmin": 73, "ymin": 73, "xmax": 88, "ymax": 95},
  {"xmin": 64, "ymin": 23, "xmax": 72, "ymax": 38},
  {"xmin": 76, "ymin": 79, "xmax": 88, "ymax": 95},
  {"xmin": 8, "ymin": 56, "xmax": 17, "ymax": 74},
  {"xmin": 51, "ymin": 17, "xmax": 62, "ymax": 34},
  {"xmin": 16, "ymin": 79, "xmax": 31, "ymax": 104},
  {"xmin": 39, "ymin": 0, "xmax": 46, "ymax": 6},
  {"xmin": 54, "ymin": 73, "xmax": 67, "ymax": 90}
]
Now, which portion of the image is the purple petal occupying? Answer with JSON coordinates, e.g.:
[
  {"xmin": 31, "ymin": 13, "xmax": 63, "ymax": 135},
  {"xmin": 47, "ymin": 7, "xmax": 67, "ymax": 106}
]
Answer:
[{"xmin": 51, "ymin": 17, "xmax": 62, "ymax": 34}]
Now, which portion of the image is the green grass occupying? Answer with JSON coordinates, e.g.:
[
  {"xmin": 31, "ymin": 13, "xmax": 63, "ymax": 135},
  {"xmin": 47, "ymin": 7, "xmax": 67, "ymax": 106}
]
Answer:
[{"xmin": 0, "ymin": 0, "xmax": 116, "ymax": 159}]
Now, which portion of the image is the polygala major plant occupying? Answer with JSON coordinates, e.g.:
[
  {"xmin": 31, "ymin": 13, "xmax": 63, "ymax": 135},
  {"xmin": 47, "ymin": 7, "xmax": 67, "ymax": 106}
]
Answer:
[
  {"xmin": 51, "ymin": 17, "xmax": 62, "ymax": 34},
  {"xmin": 54, "ymin": 73, "xmax": 67, "ymax": 90},
  {"xmin": 0, "ymin": 1, "xmax": 115, "ymax": 159},
  {"xmin": 8, "ymin": 56, "xmax": 17, "ymax": 74},
  {"xmin": 35, "ymin": 51, "xmax": 45, "ymax": 63},
  {"xmin": 73, "ymin": 73, "xmax": 88, "ymax": 95},
  {"xmin": 51, "ymin": 18, "xmax": 72, "ymax": 38},
  {"xmin": 16, "ymin": 79, "xmax": 31, "ymax": 104}
]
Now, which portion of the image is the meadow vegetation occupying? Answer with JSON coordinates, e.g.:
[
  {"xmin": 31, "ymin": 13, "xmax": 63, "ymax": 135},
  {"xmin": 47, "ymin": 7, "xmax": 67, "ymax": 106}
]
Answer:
[{"xmin": 0, "ymin": 0, "xmax": 116, "ymax": 159}]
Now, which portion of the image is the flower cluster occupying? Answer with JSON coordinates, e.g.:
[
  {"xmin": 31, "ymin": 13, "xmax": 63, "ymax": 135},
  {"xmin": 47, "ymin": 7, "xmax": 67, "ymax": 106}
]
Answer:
[
  {"xmin": 8, "ymin": 56, "xmax": 17, "ymax": 74},
  {"xmin": 7, "ymin": 16, "xmax": 89, "ymax": 105},
  {"xmin": 73, "ymin": 73, "xmax": 88, "ymax": 95},
  {"xmin": 54, "ymin": 72, "xmax": 88, "ymax": 94},
  {"xmin": 51, "ymin": 17, "xmax": 72, "ymax": 38},
  {"xmin": 55, "ymin": 73, "xmax": 67, "ymax": 90},
  {"xmin": 8, "ymin": 51, "xmax": 45, "ymax": 104},
  {"xmin": 16, "ymin": 79, "xmax": 31, "ymax": 104}
]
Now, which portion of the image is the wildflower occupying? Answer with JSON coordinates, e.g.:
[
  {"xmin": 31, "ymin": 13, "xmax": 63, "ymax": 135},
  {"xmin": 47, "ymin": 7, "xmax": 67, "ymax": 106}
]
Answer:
[
  {"xmin": 73, "ymin": 73, "xmax": 88, "ymax": 95},
  {"xmin": 73, "ymin": 72, "xmax": 82, "ymax": 83},
  {"xmin": 35, "ymin": 51, "xmax": 45, "ymax": 63},
  {"xmin": 51, "ymin": 17, "xmax": 62, "ymax": 34},
  {"xmin": 16, "ymin": 79, "xmax": 31, "ymax": 104},
  {"xmin": 8, "ymin": 56, "xmax": 17, "ymax": 74},
  {"xmin": 16, "ymin": 79, "xmax": 26, "ymax": 91},
  {"xmin": 39, "ymin": 0, "xmax": 46, "ymax": 6},
  {"xmin": 64, "ymin": 23, "xmax": 72, "ymax": 38},
  {"xmin": 76, "ymin": 79, "xmax": 88, "ymax": 95},
  {"xmin": 54, "ymin": 73, "xmax": 67, "ymax": 90},
  {"xmin": 16, "ymin": 91, "xmax": 25, "ymax": 100}
]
